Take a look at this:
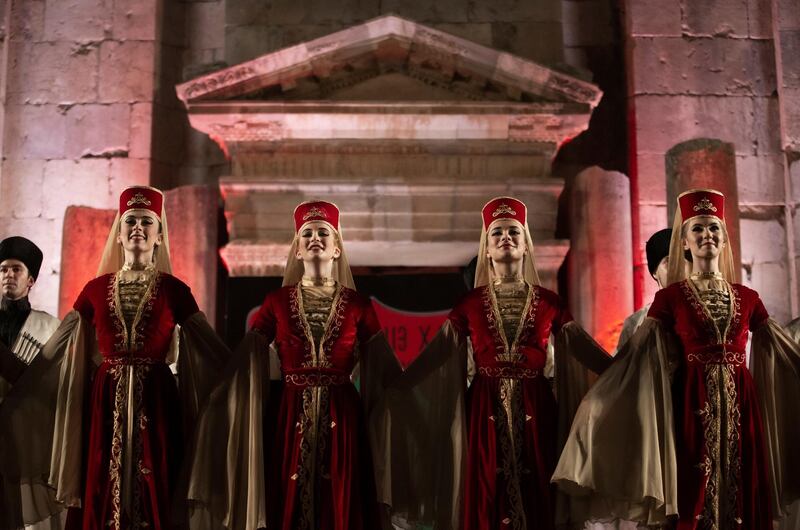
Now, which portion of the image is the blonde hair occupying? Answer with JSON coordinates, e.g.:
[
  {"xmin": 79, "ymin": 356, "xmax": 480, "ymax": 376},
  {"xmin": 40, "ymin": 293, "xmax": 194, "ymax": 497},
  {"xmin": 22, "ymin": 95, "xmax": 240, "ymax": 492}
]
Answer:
[
  {"xmin": 666, "ymin": 208, "xmax": 735, "ymax": 285},
  {"xmin": 474, "ymin": 219, "xmax": 541, "ymax": 288},
  {"xmin": 281, "ymin": 220, "xmax": 355, "ymax": 289}
]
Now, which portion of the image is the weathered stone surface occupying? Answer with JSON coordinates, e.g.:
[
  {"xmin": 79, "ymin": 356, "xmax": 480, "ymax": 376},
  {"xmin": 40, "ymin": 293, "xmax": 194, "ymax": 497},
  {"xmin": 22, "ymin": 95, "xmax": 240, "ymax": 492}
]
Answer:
[
  {"xmin": 150, "ymin": 105, "xmax": 186, "ymax": 164},
  {"xmin": 10, "ymin": 0, "xmax": 45, "ymax": 41},
  {"xmin": 111, "ymin": 0, "xmax": 158, "ymax": 40},
  {"xmin": 751, "ymin": 96, "xmax": 783, "ymax": 155},
  {"xmin": 468, "ymin": 0, "xmax": 561, "ymax": 23},
  {"xmin": 225, "ymin": 24, "xmax": 296, "ymax": 63},
  {"xmin": 777, "ymin": 0, "xmax": 800, "ymax": 31},
  {"xmin": 741, "ymin": 217, "xmax": 788, "ymax": 262},
  {"xmin": 164, "ymin": 185, "xmax": 219, "ymax": 322},
  {"xmin": 680, "ymin": 0, "xmax": 749, "ymax": 37},
  {"xmin": 43, "ymin": 0, "xmax": 112, "ymax": 41},
  {"xmin": 99, "ymin": 41, "xmax": 156, "ymax": 102},
  {"xmin": 632, "ymin": 37, "xmax": 776, "ymax": 97},
  {"xmin": 736, "ymin": 154, "xmax": 787, "ymax": 203},
  {"xmin": 491, "ymin": 21, "xmax": 564, "ymax": 64},
  {"xmin": 0, "ymin": 159, "xmax": 46, "ymax": 217},
  {"xmin": 562, "ymin": 0, "xmax": 613, "ymax": 47},
  {"xmin": 3, "ymin": 104, "xmax": 67, "ymax": 159},
  {"xmin": 383, "ymin": 0, "xmax": 468, "ymax": 23},
  {"xmin": 568, "ymin": 167, "xmax": 634, "ymax": 350},
  {"xmin": 65, "ymin": 103, "xmax": 130, "ymax": 158},
  {"xmin": 782, "ymin": 87, "xmax": 800, "ymax": 152},
  {"xmin": 747, "ymin": 261, "xmax": 791, "ymax": 323},
  {"xmin": 57, "ymin": 206, "xmax": 115, "ymax": 317},
  {"xmin": 6, "ymin": 41, "xmax": 99, "ymax": 105},
  {"xmin": 791, "ymin": 158, "xmax": 800, "ymax": 203},
  {"xmin": 635, "ymin": 153, "xmax": 669, "ymax": 203},
  {"xmin": 129, "ymin": 102, "xmax": 153, "ymax": 159},
  {"xmin": 432, "ymin": 23, "xmax": 492, "ymax": 47},
  {"xmin": 778, "ymin": 30, "xmax": 800, "ymax": 88},
  {"xmin": 626, "ymin": 0, "xmax": 682, "ymax": 37},
  {"xmin": 635, "ymin": 95, "xmax": 766, "ymax": 156},
  {"xmin": 186, "ymin": 1, "xmax": 225, "ymax": 50},
  {"xmin": 747, "ymin": 0, "xmax": 772, "ymax": 38},
  {"xmin": 638, "ymin": 202, "xmax": 669, "ymax": 305},
  {"xmin": 42, "ymin": 159, "xmax": 112, "ymax": 220},
  {"xmin": 109, "ymin": 158, "xmax": 150, "ymax": 199}
]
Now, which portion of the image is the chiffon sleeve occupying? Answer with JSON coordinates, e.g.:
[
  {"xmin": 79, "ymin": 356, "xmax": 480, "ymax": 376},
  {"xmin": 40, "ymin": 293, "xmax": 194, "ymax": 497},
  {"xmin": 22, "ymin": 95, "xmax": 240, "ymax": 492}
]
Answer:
[
  {"xmin": 750, "ymin": 316, "xmax": 800, "ymax": 518},
  {"xmin": 551, "ymin": 317, "xmax": 680, "ymax": 527},
  {"xmin": 0, "ymin": 311, "xmax": 95, "ymax": 528},
  {"xmin": 384, "ymin": 319, "xmax": 468, "ymax": 530},
  {"xmin": 185, "ymin": 329, "xmax": 270, "ymax": 530}
]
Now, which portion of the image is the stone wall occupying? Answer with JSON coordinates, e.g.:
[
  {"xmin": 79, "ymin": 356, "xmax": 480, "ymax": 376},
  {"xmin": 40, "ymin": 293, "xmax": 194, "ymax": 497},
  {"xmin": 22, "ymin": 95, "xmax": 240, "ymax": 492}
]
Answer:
[
  {"xmin": 0, "ymin": 0, "xmax": 163, "ymax": 315},
  {"xmin": 624, "ymin": 0, "xmax": 799, "ymax": 323},
  {"xmin": 225, "ymin": 0, "xmax": 565, "ymax": 67}
]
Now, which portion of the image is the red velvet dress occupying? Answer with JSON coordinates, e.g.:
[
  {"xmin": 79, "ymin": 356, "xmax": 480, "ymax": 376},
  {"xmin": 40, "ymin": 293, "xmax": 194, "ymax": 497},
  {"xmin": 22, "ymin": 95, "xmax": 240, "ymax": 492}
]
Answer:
[
  {"xmin": 249, "ymin": 283, "xmax": 383, "ymax": 530},
  {"xmin": 448, "ymin": 284, "xmax": 575, "ymax": 530},
  {"xmin": 68, "ymin": 272, "xmax": 200, "ymax": 530},
  {"xmin": 647, "ymin": 281, "xmax": 772, "ymax": 529}
]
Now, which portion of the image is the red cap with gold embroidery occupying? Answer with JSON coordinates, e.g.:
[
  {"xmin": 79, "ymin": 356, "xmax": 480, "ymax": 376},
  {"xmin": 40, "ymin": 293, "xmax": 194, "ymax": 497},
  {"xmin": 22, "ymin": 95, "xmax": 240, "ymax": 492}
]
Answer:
[
  {"xmin": 120, "ymin": 186, "xmax": 163, "ymax": 216},
  {"xmin": 293, "ymin": 200, "xmax": 340, "ymax": 232},
  {"xmin": 481, "ymin": 197, "xmax": 527, "ymax": 230},
  {"xmin": 678, "ymin": 189, "xmax": 725, "ymax": 223}
]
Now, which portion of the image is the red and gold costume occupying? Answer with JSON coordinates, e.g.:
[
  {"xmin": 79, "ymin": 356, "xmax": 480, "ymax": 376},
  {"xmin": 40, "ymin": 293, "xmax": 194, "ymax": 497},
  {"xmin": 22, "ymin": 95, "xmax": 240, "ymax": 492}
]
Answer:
[
  {"xmin": 387, "ymin": 197, "xmax": 612, "ymax": 530},
  {"xmin": 186, "ymin": 201, "xmax": 400, "ymax": 530},
  {"xmin": 553, "ymin": 190, "xmax": 800, "ymax": 530},
  {"xmin": 0, "ymin": 187, "xmax": 229, "ymax": 530}
]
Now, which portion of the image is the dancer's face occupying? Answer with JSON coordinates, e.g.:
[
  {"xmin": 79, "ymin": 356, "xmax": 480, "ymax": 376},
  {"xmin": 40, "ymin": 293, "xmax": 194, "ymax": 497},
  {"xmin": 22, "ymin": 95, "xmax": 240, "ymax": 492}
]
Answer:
[
  {"xmin": 296, "ymin": 222, "xmax": 340, "ymax": 263},
  {"xmin": 683, "ymin": 216, "xmax": 725, "ymax": 261},
  {"xmin": 0, "ymin": 259, "xmax": 33, "ymax": 300},
  {"xmin": 118, "ymin": 211, "xmax": 162, "ymax": 254},
  {"xmin": 486, "ymin": 219, "xmax": 526, "ymax": 264},
  {"xmin": 652, "ymin": 256, "xmax": 669, "ymax": 289}
]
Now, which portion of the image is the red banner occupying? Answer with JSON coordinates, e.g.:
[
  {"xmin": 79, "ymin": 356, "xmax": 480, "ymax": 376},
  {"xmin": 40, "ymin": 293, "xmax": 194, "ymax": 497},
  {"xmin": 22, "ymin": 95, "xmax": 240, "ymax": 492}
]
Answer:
[
  {"xmin": 370, "ymin": 297, "xmax": 449, "ymax": 368},
  {"xmin": 245, "ymin": 299, "xmax": 450, "ymax": 369}
]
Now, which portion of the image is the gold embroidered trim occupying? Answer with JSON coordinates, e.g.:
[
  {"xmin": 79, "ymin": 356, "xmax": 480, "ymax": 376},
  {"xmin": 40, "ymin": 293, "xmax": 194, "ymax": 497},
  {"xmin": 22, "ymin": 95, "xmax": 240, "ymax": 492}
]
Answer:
[
  {"xmin": 302, "ymin": 207, "xmax": 328, "ymax": 220},
  {"xmin": 477, "ymin": 366, "xmax": 540, "ymax": 379},
  {"xmin": 483, "ymin": 284, "xmax": 538, "ymax": 363},
  {"xmin": 492, "ymin": 203, "xmax": 517, "ymax": 217},
  {"xmin": 284, "ymin": 372, "xmax": 350, "ymax": 386},
  {"xmin": 497, "ymin": 378, "xmax": 527, "ymax": 530},
  {"xmin": 693, "ymin": 197, "xmax": 718, "ymax": 213},
  {"xmin": 126, "ymin": 192, "xmax": 152, "ymax": 207},
  {"xmin": 686, "ymin": 351, "xmax": 745, "ymax": 365}
]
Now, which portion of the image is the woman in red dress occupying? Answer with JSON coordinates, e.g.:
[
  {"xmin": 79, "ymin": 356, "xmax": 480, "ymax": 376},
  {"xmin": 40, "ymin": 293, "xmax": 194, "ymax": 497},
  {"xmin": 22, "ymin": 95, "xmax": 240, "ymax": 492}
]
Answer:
[
  {"xmin": 186, "ymin": 201, "xmax": 400, "ymax": 530},
  {"xmin": 0, "ymin": 186, "xmax": 229, "ymax": 530},
  {"xmin": 553, "ymin": 189, "xmax": 800, "ymax": 529},
  {"xmin": 388, "ymin": 197, "xmax": 613, "ymax": 530}
]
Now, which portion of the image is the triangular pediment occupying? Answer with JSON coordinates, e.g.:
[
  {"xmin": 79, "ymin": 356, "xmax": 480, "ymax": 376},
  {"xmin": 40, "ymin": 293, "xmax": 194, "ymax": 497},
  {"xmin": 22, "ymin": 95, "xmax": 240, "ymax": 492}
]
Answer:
[{"xmin": 177, "ymin": 15, "xmax": 601, "ymax": 107}]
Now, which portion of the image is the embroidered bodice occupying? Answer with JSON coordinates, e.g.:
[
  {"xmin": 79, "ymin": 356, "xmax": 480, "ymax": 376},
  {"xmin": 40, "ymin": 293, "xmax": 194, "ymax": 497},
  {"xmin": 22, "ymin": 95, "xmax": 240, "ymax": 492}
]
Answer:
[
  {"xmin": 300, "ymin": 284, "xmax": 335, "ymax": 348},
  {"xmin": 648, "ymin": 280, "xmax": 768, "ymax": 365},
  {"xmin": 493, "ymin": 279, "xmax": 529, "ymax": 346},
  {"xmin": 250, "ymin": 283, "xmax": 381, "ymax": 376},
  {"xmin": 449, "ymin": 284, "xmax": 572, "ymax": 374},
  {"xmin": 73, "ymin": 272, "xmax": 199, "ymax": 360},
  {"xmin": 117, "ymin": 271, "xmax": 155, "ymax": 337}
]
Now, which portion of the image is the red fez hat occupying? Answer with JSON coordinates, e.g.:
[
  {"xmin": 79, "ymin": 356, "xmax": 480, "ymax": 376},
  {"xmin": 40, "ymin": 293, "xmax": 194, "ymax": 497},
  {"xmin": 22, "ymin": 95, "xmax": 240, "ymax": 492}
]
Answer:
[
  {"xmin": 481, "ymin": 197, "xmax": 527, "ymax": 230},
  {"xmin": 678, "ymin": 189, "xmax": 725, "ymax": 224},
  {"xmin": 120, "ymin": 186, "xmax": 163, "ymax": 216},
  {"xmin": 293, "ymin": 200, "xmax": 340, "ymax": 232}
]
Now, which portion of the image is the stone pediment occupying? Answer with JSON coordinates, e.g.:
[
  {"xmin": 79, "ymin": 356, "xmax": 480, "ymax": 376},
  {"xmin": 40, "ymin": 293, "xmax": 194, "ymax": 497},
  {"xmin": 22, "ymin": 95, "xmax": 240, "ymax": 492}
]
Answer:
[{"xmin": 177, "ymin": 15, "xmax": 601, "ymax": 107}]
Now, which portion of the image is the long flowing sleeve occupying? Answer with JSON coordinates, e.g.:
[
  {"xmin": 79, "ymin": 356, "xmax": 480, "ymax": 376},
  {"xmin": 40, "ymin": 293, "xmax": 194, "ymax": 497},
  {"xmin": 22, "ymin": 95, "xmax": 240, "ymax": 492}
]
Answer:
[
  {"xmin": 0, "ymin": 311, "xmax": 94, "ymax": 529},
  {"xmin": 354, "ymin": 303, "xmax": 403, "ymax": 515},
  {"xmin": 384, "ymin": 319, "xmax": 468, "ymax": 530},
  {"xmin": 551, "ymin": 317, "xmax": 680, "ymax": 527},
  {"xmin": 750, "ymin": 316, "xmax": 800, "ymax": 518},
  {"xmin": 184, "ymin": 297, "xmax": 275, "ymax": 530}
]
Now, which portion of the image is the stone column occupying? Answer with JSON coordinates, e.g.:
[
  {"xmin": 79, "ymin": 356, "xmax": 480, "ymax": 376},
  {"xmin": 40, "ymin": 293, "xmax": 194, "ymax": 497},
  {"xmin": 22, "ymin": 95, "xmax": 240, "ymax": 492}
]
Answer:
[
  {"xmin": 568, "ymin": 166, "xmax": 634, "ymax": 351},
  {"xmin": 165, "ymin": 185, "xmax": 219, "ymax": 325},
  {"xmin": 665, "ymin": 138, "xmax": 742, "ymax": 282}
]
